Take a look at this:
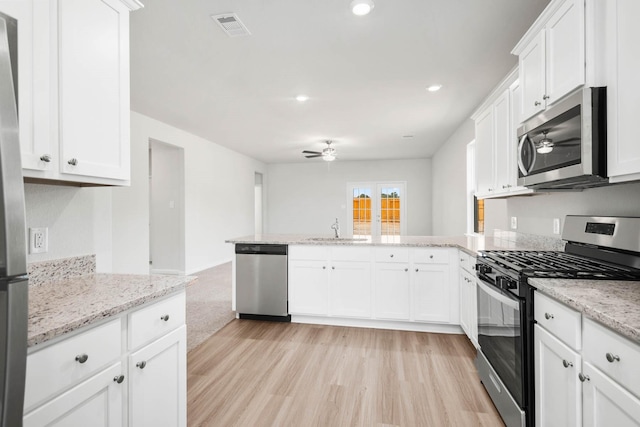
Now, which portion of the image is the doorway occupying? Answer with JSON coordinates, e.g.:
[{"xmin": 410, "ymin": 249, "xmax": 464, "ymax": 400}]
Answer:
[
  {"xmin": 149, "ymin": 139, "xmax": 185, "ymax": 274},
  {"xmin": 347, "ymin": 182, "xmax": 407, "ymax": 238}
]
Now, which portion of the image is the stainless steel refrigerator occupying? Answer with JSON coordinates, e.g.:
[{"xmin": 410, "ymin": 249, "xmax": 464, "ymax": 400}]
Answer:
[{"xmin": 0, "ymin": 10, "xmax": 28, "ymax": 427}]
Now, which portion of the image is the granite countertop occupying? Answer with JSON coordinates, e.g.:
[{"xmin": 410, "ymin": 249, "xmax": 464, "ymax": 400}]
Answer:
[
  {"xmin": 226, "ymin": 231, "xmax": 565, "ymax": 255},
  {"xmin": 530, "ymin": 278, "xmax": 640, "ymax": 345},
  {"xmin": 28, "ymin": 273, "xmax": 196, "ymax": 347}
]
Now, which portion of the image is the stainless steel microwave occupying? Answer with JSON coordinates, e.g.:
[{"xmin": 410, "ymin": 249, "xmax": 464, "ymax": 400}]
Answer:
[{"xmin": 516, "ymin": 87, "xmax": 607, "ymax": 190}]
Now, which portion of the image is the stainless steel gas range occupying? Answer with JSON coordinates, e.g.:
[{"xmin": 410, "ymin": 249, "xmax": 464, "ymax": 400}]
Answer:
[{"xmin": 474, "ymin": 216, "xmax": 640, "ymax": 427}]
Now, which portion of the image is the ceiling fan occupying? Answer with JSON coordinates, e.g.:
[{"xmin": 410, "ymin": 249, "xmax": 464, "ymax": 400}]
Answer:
[
  {"xmin": 535, "ymin": 131, "xmax": 580, "ymax": 154},
  {"xmin": 302, "ymin": 140, "xmax": 336, "ymax": 161}
]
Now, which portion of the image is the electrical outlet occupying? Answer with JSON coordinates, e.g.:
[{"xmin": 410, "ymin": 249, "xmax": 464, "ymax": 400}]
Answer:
[
  {"xmin": 511, "ymin": 217, "xmax": 518, "ymax": 230},
  {"xmin": 553, "ymin": 218, "xmax": 561, "ymax": 235},
  {"xmin": 29, "ymin": 227, "xmax": 48, "ymax": 254}
]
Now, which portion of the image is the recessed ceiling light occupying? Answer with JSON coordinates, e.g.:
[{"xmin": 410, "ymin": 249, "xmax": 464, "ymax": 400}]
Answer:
[
  {"xmin": 351, "ymin": 0, "xmax": 374, "ymax": 16},
  {"xmin": 402, "ymin": 135, "xmax": 414, "ymax": 139},
  {"xmin": 295, "ymin": 95, "xmax": 309, "ymax": 102},
  {"xmin": 427, "ymin": 85, "xmax": 442, "ymax": 92}
]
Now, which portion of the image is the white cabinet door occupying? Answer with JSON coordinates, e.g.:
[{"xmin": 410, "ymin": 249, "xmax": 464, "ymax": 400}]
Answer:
[
  {"xmin": 582, "ymin": 362, "xmax": 640, "ymax": 427},
  {"xmin": 23, "ymin": 363, "xmax": 124, "ymax": 427},
  {"xmin": 545, "ymin": 0, "xmax": 584, "ymax": 106},
  {"xmin": 129, "ymin": 326, "xmax": 187, "ymax": 427},
  {"xmin": 413, "ymin": 264, "xmax": 450, "ymax": 323},
  {"xmin": 519, "ymin": 30, "xmax": 546, "ymax": 121},
  {"xmin": 459, "ymin": 270, "xmax": 471, "ymax": 336},
  {"xmin": 475, "ymin": 106, "xmax": 495, "ymax": 196},
  {"xmin": 56, "ymin": 0, "xmax": 130, "ymax": 181},
  {"xmin": 493, "ymin": 89, "xmax": 511, "ymax": 192},
  {"xmin": 329, "ymin": 261, "xmax": 371, "ymax": 318},
  {"xmin": 534, "ymin": 325, "xmax": 581, "ymax": 427},
  {"xmin": 289, "ymin": 259, "xmax": 329, "ymax": 316},
  {"xmin": 605, "ymin": 0, "xmax": 640, "ymax": 183},
  {"xmin": 374, "ymin": 263, "xmax": 410, "ymax": 320}
]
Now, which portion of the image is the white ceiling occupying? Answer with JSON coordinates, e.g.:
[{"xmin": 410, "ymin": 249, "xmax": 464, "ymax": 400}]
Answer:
[{"xmin": 130, "ymin": 0, "xmax": 550, "ymax": 164}]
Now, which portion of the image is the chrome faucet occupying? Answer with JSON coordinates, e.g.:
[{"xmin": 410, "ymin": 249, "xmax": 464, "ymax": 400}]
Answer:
[{"xmin": 330, "ymin": 218, "xmax": 340, "ymax": 238}]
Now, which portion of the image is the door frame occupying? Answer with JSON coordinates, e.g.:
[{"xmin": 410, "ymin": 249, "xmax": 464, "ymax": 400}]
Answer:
[{"xmin": 346, "ymin": 181, "xmax": 407, "ymax": 237}]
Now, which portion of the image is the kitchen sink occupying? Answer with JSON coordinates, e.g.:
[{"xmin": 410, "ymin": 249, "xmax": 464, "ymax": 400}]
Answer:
[{"xmin": 306, "ymin": 237, "xmax": 369, "ymax": 242}]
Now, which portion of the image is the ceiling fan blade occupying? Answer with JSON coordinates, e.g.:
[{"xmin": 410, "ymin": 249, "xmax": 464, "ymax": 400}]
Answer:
[
  {"xmin": 305, "ymin": 154, "xmax": 323, "ymax": 158},
  {"xmin": 302, "ymin": 150, "xmax": 321, "ymax": 155}
]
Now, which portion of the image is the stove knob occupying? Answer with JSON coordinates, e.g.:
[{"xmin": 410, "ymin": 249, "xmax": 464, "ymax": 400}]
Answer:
[{"xmin": 477, "ymin": 265, "xmax": 492, "ymax": 274}]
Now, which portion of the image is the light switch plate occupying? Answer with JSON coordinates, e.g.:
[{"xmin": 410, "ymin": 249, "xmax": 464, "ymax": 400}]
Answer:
[
  {"xmin": 553, "ymin": 218, "xmax": 561, "ymax": 235},
  {"xmin": 510, "ymin": 217, "xmax": 517, "ymax": 230},
  {"xmin": 29, "ymin": 227, "xmax": 48, "ymax": 254}
]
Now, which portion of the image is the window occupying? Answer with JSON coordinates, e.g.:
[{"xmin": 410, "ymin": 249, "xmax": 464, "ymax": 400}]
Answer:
[{"xmin": 347, "ymin": 182, "xmax": 407, "ymax": 238}]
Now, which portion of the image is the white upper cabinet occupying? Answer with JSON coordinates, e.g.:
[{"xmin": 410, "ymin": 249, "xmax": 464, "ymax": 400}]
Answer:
[
  {"xmin": 513, "ymin": 0, "xmax": 585, "ymax": 122},
  {"xmin": 21, "ymin": 0, "xmax": 142, "ymax": 186},
  {"xmin": 474, "ymin": 106, "xmax": 494, "ymax": 196},
  {"xmin": 602, "ymin": 0, "xmax": 640, "ymax": 183}
]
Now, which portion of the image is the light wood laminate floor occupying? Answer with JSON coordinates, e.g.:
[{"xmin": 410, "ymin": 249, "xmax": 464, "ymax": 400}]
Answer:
[{"xmin": 187, "ymin": 320, "xmax": 503, "ymax": 426}]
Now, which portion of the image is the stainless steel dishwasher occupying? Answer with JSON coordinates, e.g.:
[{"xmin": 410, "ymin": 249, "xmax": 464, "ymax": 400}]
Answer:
[{"xmin": 235, "ymin": 244, "xmax": 290, "ymax": 321}]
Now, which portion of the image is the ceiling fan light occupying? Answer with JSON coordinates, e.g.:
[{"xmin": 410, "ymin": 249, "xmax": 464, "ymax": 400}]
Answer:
[
  {"xmin": 323, "ymin": 153, "xmax": 336, "ymax": 161},
  {"xmin": 537, "ymin": 144, "xmax": 553, "ymax": 154},
  {"xmin": 351, "ymin": 0, "xmax": 374, "ymax": 16}
]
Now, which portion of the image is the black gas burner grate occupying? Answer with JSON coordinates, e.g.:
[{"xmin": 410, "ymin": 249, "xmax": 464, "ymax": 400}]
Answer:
[{"xmin": 481, "ymin": 250, "xmax": 640, "ymax": 280}]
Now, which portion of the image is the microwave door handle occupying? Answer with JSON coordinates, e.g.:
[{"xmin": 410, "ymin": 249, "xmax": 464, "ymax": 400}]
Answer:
[
  {"xmin": 517, "ymin": 134, "xmax": 530, "ymax": 176},
  {"xmin": 476, "ymin": 278, "xmax": 520, "ymax": 310},
  {"xmin": 527, "ymin": 137, "xmax": 537, "ymax": 174}
]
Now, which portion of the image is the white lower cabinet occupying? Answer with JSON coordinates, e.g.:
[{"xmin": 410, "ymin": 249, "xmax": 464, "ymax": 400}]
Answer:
[
  {"xmin": 24, "ymin": 291, "xmax": 186, "ymax": 426},
  {"xmin": 535, "ymin": 291, "xmax": 640, "ymax": 427},
  {"xmin": 129, "ymin": 326, "xmax": 187, "ymax": 427},
  {"xmin": 582, "ymin": 362, "xmax": 640, "ymax": 427},
  {"xmin": 534, "ymin": 325, "xmax": 581, "ymax": 427},
  {"xmin": 288, "ymin": 245, "xmax": 459, "ymax": 329},
  {"xmin": 23, "ymin": 363, "xmax": 124, "ymax": 427},
  {"xmin": 459, "ymin": 269, "xmax": 478, "ymax": 347}
]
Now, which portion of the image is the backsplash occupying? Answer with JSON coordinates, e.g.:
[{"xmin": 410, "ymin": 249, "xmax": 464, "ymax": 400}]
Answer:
[
  {"xmin": 28, "ymin": 255, "xmax": 96, "ymax": 286},
  {"xmin": 491, "ymin": 229, "xmax": 565, "ymax": 251}
]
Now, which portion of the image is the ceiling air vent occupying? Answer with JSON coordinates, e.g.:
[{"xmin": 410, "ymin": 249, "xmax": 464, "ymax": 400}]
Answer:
[{"xmin": 211, "ymin": 13, "xmax": 251, "ymax": 37}]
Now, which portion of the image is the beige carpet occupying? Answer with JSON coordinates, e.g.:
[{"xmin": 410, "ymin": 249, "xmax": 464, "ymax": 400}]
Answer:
[{"xmin": 186, "ymin": 262, "xmax": 236, "ymax": 352}]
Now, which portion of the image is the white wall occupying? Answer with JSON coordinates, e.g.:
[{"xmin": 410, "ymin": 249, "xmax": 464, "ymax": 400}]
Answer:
[
  {"xmin": 266, "ymin": 159, "xmax": 432, "ymax": 235},
  {"xmin": 112, "ymin": 112, "xmax": 267, "ymax": 275},
  {"xmin": 486, "ymin": 181, "xmax": 640, "ymax": 236},
  {"xmin": 24, "ymin": 183, "xmax": 113, "ymax": 272},
  {"xmin": 431, "ymin": 119, "xmax": 475, "ymax": 236},
  {"xmin": 149, "ymin": 140, "xmax": 185, "ymax": 273}
]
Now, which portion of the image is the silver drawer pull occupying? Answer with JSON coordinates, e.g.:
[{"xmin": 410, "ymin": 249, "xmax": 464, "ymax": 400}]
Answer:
[
  {"xmin": 40, "ymin": 154, "xmax": 52, "ymax": 162},
  {"xmin": 606, "ymin": 353, "xmax": 620, "ymax": 363},
  {"xmin": 562, "ymin": 360, "xmax": 573, "ymax": 368},
  {"xmin": 75, "ymin": 354, "xmax": 88, "ymax": 364},
  {"xmin": 578, "ymin": 373, "xmax": 590, "ymax": 382},
  {"xmin": 113, "ymin": 375, "xmax": 125, "ymax": 384},
  {"xmin": 390, "ymin": 254, "xmax": 394, "ymax": 258},
  {"xmin": 136, "ymin": 361, "xmax": 147, "ymax": 369},
  {"xmin": 322, "ymin": 266, "xmax": 326, "ymax": 269},
  {"xmin": 429, "ymin": 255, "xmax": 434, "ymax": 259},
  {"xmin": 68, "ymin": 158, "xmax": 78, "ymax": 166},
  {"xmin": 404, "ymin": 268, "xmax": 408, "ymax": 272},
  {"xmin": 160, "ymin": 314, "xmax": 170, "ymax": 322},
  {"xmin": 544, "ymin": 313, "xmax": 554, "ymax": 320},
  {"xmin": 415, "ymin": 269, "xmax": 419, "ymax": 272}
]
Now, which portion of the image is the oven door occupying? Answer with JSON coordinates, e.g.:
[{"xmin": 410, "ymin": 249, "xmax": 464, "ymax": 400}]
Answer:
[{"xmin": 477, "ymin": 279, "xmax": 525, "ymax": 409}]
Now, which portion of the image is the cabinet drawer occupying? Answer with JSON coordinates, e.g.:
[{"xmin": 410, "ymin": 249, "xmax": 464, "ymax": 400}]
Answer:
[
  {"xmin": 583, "ymin": 318, "xmax": 640, "ymax": 399},
  {"xmin": 458, "ymin": 251, "xmax": 476, "ymax": 273},
  {"xmin": 332, "ymin": 246, "xmax": 371, "ymax": 262},
  {"xmin": 413, "ymin": 248, "xmax": 449, "ymax": 264},
  {"xmin": 24, "ymin": 318, "xmax": 122, "ymax": 411},
  {"xmin": 374, "ymin": 247, "xmax": 409, "ymax": 263},
  {"xmin": 289, "ymin": 245, "xmax": 329, "ymax": 261},
  {"xmin": 534, "ymin": 292, "xmax": 581, "ymax": 350},
  {"xmin": 129, "ymin": 292, "xmax": 186, "ymax": 350}
]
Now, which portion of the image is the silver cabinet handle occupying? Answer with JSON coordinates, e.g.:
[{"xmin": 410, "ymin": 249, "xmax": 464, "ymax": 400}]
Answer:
[
  {"xmin": 562, "ymin": 360, "xmax": 573, "ymax": 368},
  {"xmin": 68, "ymin": 158, "xmax": 78, "ymax": 166},
  {"xmin": 75, "ymin": 354, "xmax": 88, "ymax": 364},
  {"xmin": 578, "ymin": 373, "xmax": 590, "ymax": 382},
  {"xmin": 606, "ymin": 353, "xmax": 620, "ymax": 363},
  {"xmin": 390, "ymin": 254, "xmax": 394, "ymax": 258},
  {"xmin": 534, "ymin": 101, "xmax": 541, "ymax": 106},
  {"xmin": 136, "ymin": 361, "xmax": 147, "ymax": 369},
  {"xmin": 404, "ymin": 268, "xmax": 408, "ymax": 272},
  {"xmin": 113, "ymin": 375, "xmax": 125, "ymax": 384},
  {"xmin": 429, "ymin": 255, "xmax": 434, "ymax": 259},
  {"xmin": 322, "ymin": 266, "xmax": 326, "ymax": 269},
  {"xmin": 460, "ymin": 258, "xmax": 464, "ymax": 262},
  {"xmin": 544, "ymin": 313, "xmax": 554, "ymax": 320},
  {"xmin": 40, "ymin": 154, "xmax": 52, "ymax": 162},
  {"xmin": 543, "ymin": 94, "xmax": 550, "ymax": 100},
  {"xmin": 331, "ymin": 266, "xmax": 335, "ymax": 270},
  {"xmin": 160, "ymin": 314, "xmax": 170, "ymax": 321},
  {"xmin": 487, "ymin": 188, "xmax": 493, "ymax": 192},
  {"xmin": 415, "ymin": 269, "xmax": 419, "ymax": 272}
]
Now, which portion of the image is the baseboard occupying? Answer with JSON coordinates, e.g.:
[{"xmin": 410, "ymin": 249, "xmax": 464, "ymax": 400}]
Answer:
[
  {"xmin": 290, "ymin": 315, "xmax": 464, "ymax": 334},
  {"xmin": 186, "ymin": 257, "xmax": 232, "ymax": 275}
]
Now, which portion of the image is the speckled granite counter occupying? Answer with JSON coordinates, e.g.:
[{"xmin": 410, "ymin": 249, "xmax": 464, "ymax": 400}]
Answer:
[
  {"xmin": 530, "ymin": 278, "xmax": 640, "ymax": 344},
  {"xmin": 28, "ymin": 273, "xmax": 196, "ymax": 347},
  {"xmin": 226, "ymin": 231, "xmax": 565, "ymax": 255}
]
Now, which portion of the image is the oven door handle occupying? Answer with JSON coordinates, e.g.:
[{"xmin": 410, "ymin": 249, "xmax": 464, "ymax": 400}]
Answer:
[{"xmin": 476, "ymin": 278, "xmax": 520, "ymax": 310}]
